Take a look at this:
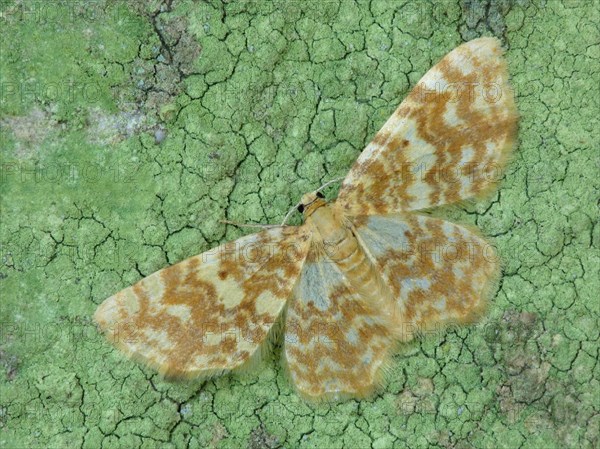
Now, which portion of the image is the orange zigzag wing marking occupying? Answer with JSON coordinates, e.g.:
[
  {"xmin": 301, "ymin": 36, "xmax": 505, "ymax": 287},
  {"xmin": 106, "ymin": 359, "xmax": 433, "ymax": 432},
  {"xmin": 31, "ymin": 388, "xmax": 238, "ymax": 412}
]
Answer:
[
  {"xmin": 337, "ymin": 37, "xmax": 518, "ymax": 215},
  {"xmin": 353, "ymin": 214, "xmax": 499, "ymax": 335},
  {"xmin": 94, "ymin": 226, "xmax": 311, "ymax": 378},
  {"xmin": 283, "ymin": 252, "xmax": 397, "ymax": 401}
]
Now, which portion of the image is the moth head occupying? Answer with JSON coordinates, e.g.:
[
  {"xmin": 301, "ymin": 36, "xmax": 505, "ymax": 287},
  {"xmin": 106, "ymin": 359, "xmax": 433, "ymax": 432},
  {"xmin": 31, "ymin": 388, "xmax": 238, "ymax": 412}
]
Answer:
[{"xmin": 297, "ymin": 191, "xmax": 326, "ymax": 217}]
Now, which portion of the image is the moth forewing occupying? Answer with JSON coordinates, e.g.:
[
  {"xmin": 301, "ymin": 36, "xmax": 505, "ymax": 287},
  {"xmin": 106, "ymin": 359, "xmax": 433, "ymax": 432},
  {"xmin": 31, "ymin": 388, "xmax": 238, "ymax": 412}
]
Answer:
[
  {"xmin": 337, "ymin": 37, "xmax": 517, "ymax": 215},
  {"xmin": 94, "ymin": 226, "xmax": 311, "ymax": 379}
]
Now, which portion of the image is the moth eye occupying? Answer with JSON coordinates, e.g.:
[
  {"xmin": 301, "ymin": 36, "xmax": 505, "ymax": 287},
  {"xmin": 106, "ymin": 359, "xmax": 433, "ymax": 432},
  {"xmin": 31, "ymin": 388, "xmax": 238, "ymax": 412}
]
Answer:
[
  {"xmin": 316, "ymin": 191, "xmax": 325, "ymax": 199},
  {"xmin": 297, "ymin": 204, "xmax": 305, "ymax": 213}
]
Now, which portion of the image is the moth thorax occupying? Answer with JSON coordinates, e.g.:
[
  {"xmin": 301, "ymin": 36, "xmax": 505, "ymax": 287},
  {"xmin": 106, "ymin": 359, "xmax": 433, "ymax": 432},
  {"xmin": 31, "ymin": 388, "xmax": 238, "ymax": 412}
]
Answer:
[{"xmin": 309, "ymin": 204, "xmax": 347, "ymax": 248}]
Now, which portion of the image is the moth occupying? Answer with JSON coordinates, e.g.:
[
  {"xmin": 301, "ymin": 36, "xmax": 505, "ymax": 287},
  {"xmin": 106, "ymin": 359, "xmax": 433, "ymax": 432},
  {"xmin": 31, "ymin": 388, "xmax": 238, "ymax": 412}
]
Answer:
[{"xmin": 94, "ymin": 37, "xmax": 517, "ymax": 401}]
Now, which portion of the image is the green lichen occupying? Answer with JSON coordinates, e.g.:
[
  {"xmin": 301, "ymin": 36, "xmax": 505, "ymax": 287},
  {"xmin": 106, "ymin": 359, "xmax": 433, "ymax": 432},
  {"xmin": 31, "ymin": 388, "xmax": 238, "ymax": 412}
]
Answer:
[{"xmin": 1, "ymin": 0, "xmax": 598, "ymax": 448}]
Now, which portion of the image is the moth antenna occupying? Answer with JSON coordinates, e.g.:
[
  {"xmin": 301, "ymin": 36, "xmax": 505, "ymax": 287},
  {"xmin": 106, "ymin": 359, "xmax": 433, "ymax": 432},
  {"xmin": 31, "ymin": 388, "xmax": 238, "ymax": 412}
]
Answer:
[
  {"xmin": 315, "ymin": 176, "xmax": 344, "ymax": 194},
  {"xmin": 220, "ymin": 220, "xmax": 281, "ymax": 229},
  {"xmin": 281, "ymin": 200, "xmax": 303, "ymax": 226}
]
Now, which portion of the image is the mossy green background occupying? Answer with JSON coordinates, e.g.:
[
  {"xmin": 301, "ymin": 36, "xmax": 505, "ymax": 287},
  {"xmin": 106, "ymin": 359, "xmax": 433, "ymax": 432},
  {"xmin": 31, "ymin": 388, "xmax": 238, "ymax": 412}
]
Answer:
[{"xmin": 1, "ymin": 1, "xmax": 598, "ymax": 448}]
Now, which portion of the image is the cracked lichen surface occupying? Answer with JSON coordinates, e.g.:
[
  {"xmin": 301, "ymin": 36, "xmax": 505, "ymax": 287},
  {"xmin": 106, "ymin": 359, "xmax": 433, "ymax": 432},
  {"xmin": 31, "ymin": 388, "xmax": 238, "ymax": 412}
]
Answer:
[{"xmin": 1, "ymin": 0, "xmax": 598, "ymax": 448}]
